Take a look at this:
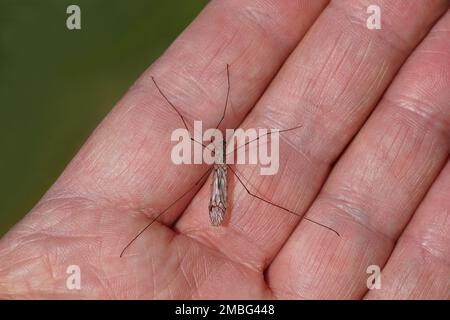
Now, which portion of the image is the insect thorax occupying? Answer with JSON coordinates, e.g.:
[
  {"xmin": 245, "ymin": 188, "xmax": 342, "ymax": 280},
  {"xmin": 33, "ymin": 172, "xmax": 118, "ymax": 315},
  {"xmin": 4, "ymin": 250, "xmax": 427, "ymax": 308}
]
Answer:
[{"xmin": 214, "ymin": 139, "xmax": 226, "ymax": 164}]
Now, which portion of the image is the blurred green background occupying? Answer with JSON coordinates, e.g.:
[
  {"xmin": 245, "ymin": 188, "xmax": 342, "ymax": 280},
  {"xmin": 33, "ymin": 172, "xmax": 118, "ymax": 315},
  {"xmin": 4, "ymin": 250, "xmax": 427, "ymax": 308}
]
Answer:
[{"xmin": 0, "ymin": 0, "xmax": 207, "ymax": 236}]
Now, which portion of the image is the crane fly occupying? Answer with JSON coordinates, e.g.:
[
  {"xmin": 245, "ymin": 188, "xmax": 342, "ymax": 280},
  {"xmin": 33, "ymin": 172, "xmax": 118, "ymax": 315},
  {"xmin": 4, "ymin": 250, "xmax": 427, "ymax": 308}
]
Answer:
[{"xmin": 120, "ymin": 64, "xmax": 340, "ymax": 257}]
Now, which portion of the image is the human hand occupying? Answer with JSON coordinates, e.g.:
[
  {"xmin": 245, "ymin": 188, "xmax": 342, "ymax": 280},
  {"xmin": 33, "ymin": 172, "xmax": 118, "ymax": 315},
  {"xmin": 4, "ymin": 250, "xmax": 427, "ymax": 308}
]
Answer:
[{"xmin": 0, "ymin": 0, "xmax": 449, "ymax": 299}]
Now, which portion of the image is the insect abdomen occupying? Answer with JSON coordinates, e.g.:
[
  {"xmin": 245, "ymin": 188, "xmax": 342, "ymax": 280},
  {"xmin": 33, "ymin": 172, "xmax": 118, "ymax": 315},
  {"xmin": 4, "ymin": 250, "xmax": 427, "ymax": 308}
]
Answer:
[{"xmin": 209, "ymin": 164, "xmax": 227, "ymax": 225}]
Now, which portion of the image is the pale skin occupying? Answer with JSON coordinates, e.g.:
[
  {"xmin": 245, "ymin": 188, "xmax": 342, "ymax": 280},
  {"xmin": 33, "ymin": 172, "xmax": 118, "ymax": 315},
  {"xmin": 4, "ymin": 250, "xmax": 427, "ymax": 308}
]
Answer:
[{"xmin": 0, "ymin": 0, "xmax": 449, "ymax": 299}]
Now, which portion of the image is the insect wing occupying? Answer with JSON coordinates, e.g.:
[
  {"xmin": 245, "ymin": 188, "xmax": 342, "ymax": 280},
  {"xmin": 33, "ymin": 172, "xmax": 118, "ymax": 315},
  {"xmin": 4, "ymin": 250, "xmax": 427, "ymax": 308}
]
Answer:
[{"xmin": 209, "ymin": 165, "xmax": 227, "ymax": 225}]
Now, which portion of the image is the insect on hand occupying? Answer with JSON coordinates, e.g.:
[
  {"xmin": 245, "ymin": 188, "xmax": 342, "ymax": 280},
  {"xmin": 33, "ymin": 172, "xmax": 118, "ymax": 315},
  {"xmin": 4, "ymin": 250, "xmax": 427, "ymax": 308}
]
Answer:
[{"xmin": 120, "ymin": 64, "xmax": 340, "ymax": 257}]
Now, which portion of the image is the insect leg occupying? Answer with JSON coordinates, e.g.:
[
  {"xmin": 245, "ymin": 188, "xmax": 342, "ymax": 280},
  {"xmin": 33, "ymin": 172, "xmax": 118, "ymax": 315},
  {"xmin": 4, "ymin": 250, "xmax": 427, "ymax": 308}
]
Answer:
[
  {"xmin": 120, "ymin": 166, "xmax": 214, "ymax": 257},
  {"xmin": 151, "ymin": 76, "xmax": 212, "ymax": 150},
  {"xmin": 225, "ymin": 125, "xmax": 303, "ymax": 157},
  {"xmin": 226, "ymin": 164, "xmax": 340, "ymax": 237},
  {"xmin": 214, "ymin": 64, "xmax": 230, "ymax": 131}
]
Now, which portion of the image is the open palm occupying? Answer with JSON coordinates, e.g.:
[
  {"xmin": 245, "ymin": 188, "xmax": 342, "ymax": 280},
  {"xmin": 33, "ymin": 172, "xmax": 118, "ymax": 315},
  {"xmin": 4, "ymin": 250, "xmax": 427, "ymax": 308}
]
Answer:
[{"xmin": 0, "ymin": 0, "xmax": 449, "ymax": 299}]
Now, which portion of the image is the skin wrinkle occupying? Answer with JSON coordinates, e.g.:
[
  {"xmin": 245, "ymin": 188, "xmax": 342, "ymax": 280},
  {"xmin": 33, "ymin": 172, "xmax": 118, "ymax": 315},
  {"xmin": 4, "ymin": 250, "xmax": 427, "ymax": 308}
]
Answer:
[
  {"xmin": 351, "ymin": 141, "xmax": 379, "ymax": 194},
  {"xmin": 403, "ymin": 233, "xmax": 450, "ymax": 268},
  {"xmin": 175, "ymin": 242, "xmax": 197, "ymax": 297},
  {"xmin": 280, "ymin": 134, "xmax": 318, "ymax": 168},
  {"xmin": 392, "ymin": 131, "xmax": 424, "ymax": 201},
  {"xmin": 28, "ymin": 197, "xmax": 99, "ymax": 232},
  {"xmin": 189, "ymin": 256, "xmax": 203, "ymax": 298},
  {"xmin": 299, "ymin": 33, "xmax": 345, "ymax": 99},
  {"xmin": 8, "ymin": 222, "xmax": 102, "ymax": 298},
  {"xmin": 196, "ymin": 1, "xmax": 289, "ymax": 77},
  {"xmin": 328, "ymin": 0, "xmax": 420, "ymax": 55},
  {"xmin": 201, "ymin": 254, "xmax": 210, "ymax": 296},
  {"xmin": 393, "ymin": 259, "xmax": 418, "ymax": 298},
  {"xmin": 241, "ymin": 4, "xmax": 272, "ymax": 42},
  {"xmin": 142, "ymin": 84, "xmax": 209, "ymax": 138},
  {"xmin": 350, "ymin": 59, "xmax": 389, "ymax": 121},
  {"xmin": 133, "ymin": 84, "xmax": 204, "ymax": 139},
  {"xmin": 181, "ymin": 244, "xmax": 207, "ymax": 299},
  {"xmin": 317, "ymin": 37, "xmax": 354, "ymax": 103},
  {"xmin": 89, "ymin": 263, "xmax": 114, "ymax": 299},
  {"xmin": 0, "ymin": 254, "xmax": 44, "ymax": 291},
  {"xmin": 400, "ymin": 130, "xmax": 428, "ymax": 189},
  {"xmin": 241, "ymin": 0, "xmax": 304, "ymax": 47},
  {"xmin": 121, "ymin": 163, "xmax": 207, "ymax": 224},
  {"xmin": 265, "ymin": 101, "xmax": 339, "ymax": 166},
  {"xmin": 1, "ymin": 241, "xmax": 93, "ymax": 298},
  {"xmin": 224, "ymin": 33, "xmax": 254, "ymax": 75},
  {"xmin": 338, "ymin": 125, "xmax": 434, "ymax": 237},
  {"xmin": 281, "ymin": 233, "xmax": 340, "ymax": 299},
  {"xmin": 282, "ymin": 57, "xmax": 389, "ymax": 168},
  {"xmin": 150, "ymin": 255, "xmax": 157, "ymax": 298},
  {"xmin": 409, "ymin": 200, "xmax": 450, "ymax": 262},
  {"xmin": 323, "ymin": 193, "xmax": 384, "ymax": 239},
  {"xmin": 183, "ymin": 217, "xmax": 268, "ymax": 273},
  {"xmin": 333, "ymin": 39, "xmax": 372, "ymax": 103},
  {"xmin": 110, "ymin": 128, "xmax": 152, "ymax": 182},
  {"xmin": 375, "ymin": 240, "xmax": 450, "ymax": 300},
  {"xmin": 147, "ymin": 240, "xmax": 185, "ymax": 298},
  {"xmin": 1, "ymin": 212, "xmax": 102, "ymax": 259},
  {"xmin": 418, "ymin": 48, "xmax": 450, "ymax": 56},
  {"xmin": 165, "ymin": 233, "xmax": 264, "ymax": 298},
  {"xmin": 139, "ymin": 244, "xmax": 165, "ymax": 300},
  {"xmin": 191, "ymin": 254, "xmax": 215, "ymax": 299},
  {"xmin": 149, "ymin": 75, "xmax": 213, "ymax": 130},
  {"xmin": 206, "ymin": 188, "xmax": 276, "ymax": 272},
  {"xmin": 384, "ymin": 94, "xmax": 450, "ymax": 135},
  {"xmin": 392, "ymin": 121, "xmax": 444, "ymax": 198},
  {"xmin": 99, "ymin": 254, "xmax": 133, "ymax": 299},
  {"xmin": 229, "ymin": 160, "xmax": 303, "ymax": 245},
  {"xmin": 309, "ymin": 239, "xmax": 333, "ymax": 286},
  {"xmin": 198, "ymin": 30, "xmax": 239, "ymax": 78},
  {"xmin": 370, "ymin": 121, "xmax": 414, "ymax": 191}
]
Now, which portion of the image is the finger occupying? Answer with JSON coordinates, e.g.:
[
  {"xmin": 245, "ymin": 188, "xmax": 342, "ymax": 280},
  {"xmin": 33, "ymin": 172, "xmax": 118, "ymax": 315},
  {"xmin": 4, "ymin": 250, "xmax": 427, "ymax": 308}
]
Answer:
[
  {"xmin": 364, "ymin": 160, "xmax": 450, "ymax": 299},
  {"xmin": 177, "ymin": 0, "xmax": 449, "ymax": 271},
  {"xmin": 269, "ymin": 9, "xmax": 450, "ymax": 298}
]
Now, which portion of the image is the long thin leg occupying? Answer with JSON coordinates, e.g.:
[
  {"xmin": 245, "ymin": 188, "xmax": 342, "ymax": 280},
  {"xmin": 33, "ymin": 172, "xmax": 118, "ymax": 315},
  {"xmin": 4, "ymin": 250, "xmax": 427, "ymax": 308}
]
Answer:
[
  {"xmin": 152, "ymin": 64, "xmax": 230, "ymax": 151},
  {"xmin": 225, "ymin": 125, "xmax": 303, "ymax": 157},
  {"xmin": 214, "ymin": 64, "xmax": 230, "ymax": 130},
  {"xmin": 152, "ymin": 76, "xmax": 190, "ymax": 133},
  {"xmin": 120, "ymin": 166, "xmax": 213, "ymax": 257},
  {"xmin": 226, "ymin": 164, "xmax": 340, "ymax": 237},
  {"xmin": 151, "ymin": 76, "xmax": 213, "ymax": 151}
]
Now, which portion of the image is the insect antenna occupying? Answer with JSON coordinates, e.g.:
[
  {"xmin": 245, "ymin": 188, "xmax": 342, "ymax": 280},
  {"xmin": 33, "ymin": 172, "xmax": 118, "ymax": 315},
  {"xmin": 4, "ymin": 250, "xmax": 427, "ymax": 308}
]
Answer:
[
  {"xmin": 120, "ymin": 166, "xmax": 213, "ymax": 257},
  {"xmin": 226, "ymin": 164, "xmax": 340, "ymax": 237}
]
